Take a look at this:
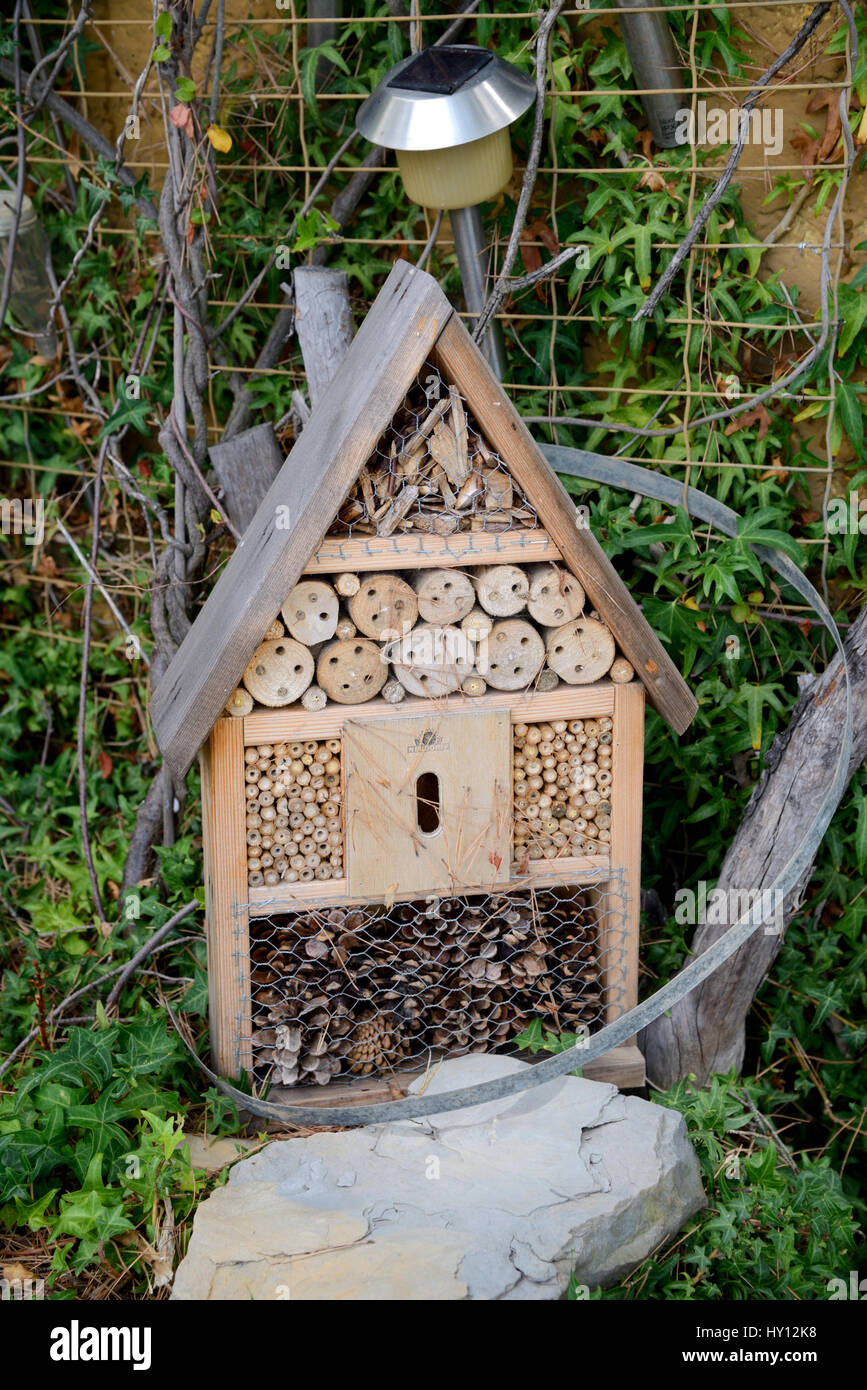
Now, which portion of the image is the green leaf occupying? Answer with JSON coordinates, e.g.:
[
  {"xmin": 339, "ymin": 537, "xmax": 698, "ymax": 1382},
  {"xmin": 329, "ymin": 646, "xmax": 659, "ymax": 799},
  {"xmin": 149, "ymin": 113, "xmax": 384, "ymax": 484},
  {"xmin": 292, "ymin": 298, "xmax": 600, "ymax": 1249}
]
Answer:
[
  {"xmin": 155, "ymin": 11, "xmax": 172, "ymax": 39},
  {"xmin": 175, "ymin": 76, "xmax": 196, "ymax": 103},
  {"xmin": 836, "ymin": 381, "xmax": 863, "ymax": 457},
  {"xmin": 153, "ymin": 43, "xmax": 170, "ymax": 62},
  {"xmin": 855, "ymin": 792, "xmax": 867, "ymax": 874}
]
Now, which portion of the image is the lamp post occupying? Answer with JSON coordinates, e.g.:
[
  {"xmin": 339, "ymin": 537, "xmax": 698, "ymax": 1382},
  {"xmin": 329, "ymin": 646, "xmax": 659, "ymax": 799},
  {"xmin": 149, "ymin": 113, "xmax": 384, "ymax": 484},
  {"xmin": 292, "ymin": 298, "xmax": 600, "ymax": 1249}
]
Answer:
[
  {"xmin": 0, "ymin": 192, "xmax": 57, "ymax": 357},
  {"xmin": 356, "ymin": 45, "xmax": 535, "ymax": 379},
  {"xmin": 614, "ymin": 0, "xmax": 685, "ymax": 149}
]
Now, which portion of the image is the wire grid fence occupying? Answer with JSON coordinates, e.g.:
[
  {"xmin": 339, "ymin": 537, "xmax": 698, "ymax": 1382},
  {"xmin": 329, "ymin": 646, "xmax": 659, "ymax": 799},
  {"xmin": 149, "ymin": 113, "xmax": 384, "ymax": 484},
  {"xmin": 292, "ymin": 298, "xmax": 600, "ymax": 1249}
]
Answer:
[
  {"xmin": 330, "ymin": 357, "xmax": 539, "ymax": 537},
  {"xmin": 243, "ymin": 869, "xmax": 627, "ymax": 1089}
]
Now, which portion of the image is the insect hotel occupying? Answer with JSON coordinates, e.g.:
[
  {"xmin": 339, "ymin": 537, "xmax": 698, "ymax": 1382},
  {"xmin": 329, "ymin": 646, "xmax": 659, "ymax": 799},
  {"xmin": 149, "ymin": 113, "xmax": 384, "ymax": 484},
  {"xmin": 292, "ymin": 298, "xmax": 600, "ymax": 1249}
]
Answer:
[{"xmin": 152, "ymin": 261, "xmax": 697, "ymax": 1103}]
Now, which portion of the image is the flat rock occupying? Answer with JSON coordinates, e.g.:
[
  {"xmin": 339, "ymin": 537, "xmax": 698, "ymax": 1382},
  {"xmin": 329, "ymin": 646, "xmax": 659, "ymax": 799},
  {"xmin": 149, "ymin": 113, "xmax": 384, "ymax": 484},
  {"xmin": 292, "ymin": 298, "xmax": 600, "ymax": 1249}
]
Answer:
[{"xmin": 172, "ymin": 1056, "xmax": 704, "ymax": 1300}]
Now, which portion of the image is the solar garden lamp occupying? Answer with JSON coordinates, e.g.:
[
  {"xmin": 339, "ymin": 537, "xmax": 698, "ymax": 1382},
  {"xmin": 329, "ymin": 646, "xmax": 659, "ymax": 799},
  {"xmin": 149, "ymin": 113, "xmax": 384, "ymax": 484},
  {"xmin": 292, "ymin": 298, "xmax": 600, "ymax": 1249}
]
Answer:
[
  {"xmin": 614, "ymin": 0, "xmax": 686, "ymax": 148},
  {"xmin": 356, "ymin": 45, "xmax": 536, "ymax": 380},
  {"xmin": 0, "ymin": 191, "xmax": 58, "ymax": 357}
]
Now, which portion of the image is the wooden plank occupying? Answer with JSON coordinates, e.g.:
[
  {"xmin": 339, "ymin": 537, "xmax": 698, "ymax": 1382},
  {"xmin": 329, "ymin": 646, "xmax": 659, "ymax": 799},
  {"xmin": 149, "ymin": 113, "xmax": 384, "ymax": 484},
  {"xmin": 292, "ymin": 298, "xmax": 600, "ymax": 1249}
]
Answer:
[
  {"xmin": 293, "ymin": 265, "xmax": 354, "ymax": 407},
  {"xmin": 201, "ymin": 718, "xmax": 251, "ymax": 1078},
  {"xmin": 601, "ymin": 681, "xmax": 644, "ymax": 1024},
  {"xmin": 249, "ymin": 1041, "xmax": 645, "ymax": 1118},
  {"xmin": 152, "ymin": 260, "xmax": 454, "ymax": 780},
  {"xmin": 302, "ymin": 528, "xmax": 562, "ymax": 575},
  {"xmin": 344, "ymin": 710, "xmax": 511, "ymax": 898},
  {"xmin": 243, "ymin": 682, "xmax": 616, "ymax": 744},
  {"xmin": 208, "ymin": 423, "xmax": 284, "ymax": 536},
  {"xmin": 431, "ymin": 315, "xmax": 698, "ymax": 735},
  {"xmin": 245, "ymin": 853, "xmax": 610, "ymax": 915},
  {"xmin": 582, "ymin": 1043, "xmax": 645, "ymax": 1088}
]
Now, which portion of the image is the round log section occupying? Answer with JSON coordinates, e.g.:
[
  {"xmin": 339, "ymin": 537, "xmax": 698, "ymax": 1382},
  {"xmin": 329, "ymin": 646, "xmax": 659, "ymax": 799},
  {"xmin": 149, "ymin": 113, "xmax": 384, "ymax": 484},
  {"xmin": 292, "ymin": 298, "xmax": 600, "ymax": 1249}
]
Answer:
[
  {"xmin": 225, "ymin": 686, "xmax": 253, "ymax": 717},
  {"xmin": 546, "ymin": 618, "xmax": 616, "ymax": 685},
  {"xmin": 484, "ymin": 619, "xmax": 545, "ymax": 691},
  {"xmin": 475, "ymin": 564, "xmax": 529, "ymax": 617},
  {"xmin": 282, "ymin": 580, "xmax": 339, "ymax": 646},
  {"xmin": 526, "ymin": 563, "xmax": 585, "ymax": 627},
  {"xmin": 242, "ymin": 638, "xmax": 314, "ymax": 707},
  {"xmin": 349, "ymin": 573, "xmax": 418, "ymax": 640},
  {"xmin": 391, "ymin": 624, "xmax": 474, "ymax": 697},
  {"xmin": 413, "ymin": 568, "xmax": 475, "ymax": 624},
  {"xmin": 460, "ymin": 605, "xmax": 494, "ymax": 643},
  {"xmin": 316, "ymin": 639, "xmax": 388, "ymax": 704},
  {"xmin": 610, "ymin": 657, "xmax": 635, "ymax": 684},
  {"xmin": 334, "ymin": 572, "xmax": 361, "ymax": 598}
]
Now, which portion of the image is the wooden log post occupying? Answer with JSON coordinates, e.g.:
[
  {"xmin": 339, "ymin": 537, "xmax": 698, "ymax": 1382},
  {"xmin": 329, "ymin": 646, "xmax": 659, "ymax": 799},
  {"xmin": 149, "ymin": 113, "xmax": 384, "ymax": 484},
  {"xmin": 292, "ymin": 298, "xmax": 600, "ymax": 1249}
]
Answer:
[
  {"xmin": 208, "ymin": 423, "xmax": 285, "ymax": 536},
  {"xmin": 293, "ymin": 265, "xmax": 354, "ymax": 408}
]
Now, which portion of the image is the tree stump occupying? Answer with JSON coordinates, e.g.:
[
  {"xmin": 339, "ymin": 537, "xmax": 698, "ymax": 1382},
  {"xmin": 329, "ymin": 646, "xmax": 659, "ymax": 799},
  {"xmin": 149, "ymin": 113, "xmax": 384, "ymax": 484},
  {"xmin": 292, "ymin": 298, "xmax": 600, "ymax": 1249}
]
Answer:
[
  {"xmin": 413, "ymin": 568, "xmax": 475, "ymax": 624},
  {"xmin": 475, "ymin": 564, "xmax": 529, "ymax": 617},
  {"xmin": 546, "ymin": 618, "xmax": 615, "ymax": 684},
  {"xmin": 527, "ymin": 563, "xmax": 585, "ymax": 627},
  {"xmin": 281, "ymin": 580, "xmax": 339, "ymax": 645},
  {"xmin": 484, "ymin": 619, "xmax": 545, "ymax": 691},
  {"xmin": 391, "ymin": 624, "xmax": 474, "ymax": 697},
  {"xmin": 316, "ymin": 639, "xmax": 388, "ymax": 704},
  {"xmin": 242, "ymin": 638, "xmax": 314, "ymax": 706},
  {"xmin": 348, "ymin": 573, "xmax": 418, "ymax": 640}
]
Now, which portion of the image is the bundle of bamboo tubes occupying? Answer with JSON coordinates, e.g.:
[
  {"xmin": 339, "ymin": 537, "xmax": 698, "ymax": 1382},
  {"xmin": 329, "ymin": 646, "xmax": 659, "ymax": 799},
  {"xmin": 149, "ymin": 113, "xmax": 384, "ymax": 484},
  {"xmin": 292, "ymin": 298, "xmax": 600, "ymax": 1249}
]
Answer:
[
  {"xmin": 512, "ymin": 717, "xmax": 613, "ymax": 865},
  {"xmin": 244, "ymin": 738, "xmax": 343, "ymax": 888}
]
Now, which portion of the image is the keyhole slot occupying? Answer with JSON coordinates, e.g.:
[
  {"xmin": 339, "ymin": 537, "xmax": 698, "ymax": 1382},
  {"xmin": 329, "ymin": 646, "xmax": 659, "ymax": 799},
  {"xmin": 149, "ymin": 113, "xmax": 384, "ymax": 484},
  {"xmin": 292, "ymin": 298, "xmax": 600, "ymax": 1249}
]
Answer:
[{"xmin": 416, "ymin": 771, "xmax": 441, "ymax": 835}]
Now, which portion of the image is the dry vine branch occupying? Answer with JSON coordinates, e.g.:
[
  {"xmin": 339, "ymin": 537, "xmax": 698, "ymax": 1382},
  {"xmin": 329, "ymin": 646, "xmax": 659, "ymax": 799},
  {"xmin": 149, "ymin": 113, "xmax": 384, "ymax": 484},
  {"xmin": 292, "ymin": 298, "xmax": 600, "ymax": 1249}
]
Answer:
[
  {"xmin": 472, "ymin": 0, "xmax": 567, "ymax": 346},
  {"xmin": 635, "ymin": 1, "xmax": 833, "ymax": 321}
]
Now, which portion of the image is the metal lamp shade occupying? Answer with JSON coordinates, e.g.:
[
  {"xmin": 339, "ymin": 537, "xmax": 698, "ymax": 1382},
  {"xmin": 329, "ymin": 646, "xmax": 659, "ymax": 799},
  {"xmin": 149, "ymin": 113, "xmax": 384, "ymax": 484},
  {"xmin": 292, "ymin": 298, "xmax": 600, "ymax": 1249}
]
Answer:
[{"xmin": 357, "ymin": 45, "xmax": 534, "ymax": 208}]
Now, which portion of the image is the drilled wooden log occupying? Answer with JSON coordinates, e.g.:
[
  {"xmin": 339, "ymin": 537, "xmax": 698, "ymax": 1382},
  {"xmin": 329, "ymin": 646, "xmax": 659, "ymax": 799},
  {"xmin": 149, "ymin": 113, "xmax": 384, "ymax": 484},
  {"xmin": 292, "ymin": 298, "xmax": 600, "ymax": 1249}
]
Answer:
[
  {"xmin": 475, "ymin": 564, "xmax": 529, "ymax": 617},
  {"xmin": 348, "ymin": 572, "xmax": 418, "ymax": 640},
  {"xmin": 242, "ymin": 638, "xmax": 314, "ymax": 706},
  {"xmin": 527, "ymin": 563, "xmax": 585, "ymax": 627},
  {"xmin": 281, "ymin": 579, "xmax": 339, "ymax": 645},
  {"xmin": 484, "ymin": 619, "xmax": 545, "ymax": 691},
  {"xmin": 391, "ymin": 624, "xmax": 474, "ymax": 697},
  {"xmin": 224, "ymin": 686, "xmax": 253, "ymax": 717},
  {"xmin": 546, "ymin": 617, "xmax": 615, "ymax": 684},
  {"xmin": 413, "ymin": 568, "xmax": 475, "ymax": 624},
  {"xmin": 316, "ymin": 638, "xmax": 388, "ymax": 703},
  {"xmin": 610, "ymin": 657, "xmax": 635, "ymax": 684}
]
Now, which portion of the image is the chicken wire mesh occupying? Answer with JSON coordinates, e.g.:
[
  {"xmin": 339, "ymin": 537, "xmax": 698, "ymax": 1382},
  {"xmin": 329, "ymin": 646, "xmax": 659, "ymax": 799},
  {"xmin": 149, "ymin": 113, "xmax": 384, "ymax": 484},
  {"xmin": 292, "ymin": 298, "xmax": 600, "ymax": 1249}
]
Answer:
[
  {"xmin": 241, "ymin": 870, "xmax": 628, "ymax": 1089},
  {"xmin": 329, "ymin": 359, "xmax": 539, "ymax": 539}
]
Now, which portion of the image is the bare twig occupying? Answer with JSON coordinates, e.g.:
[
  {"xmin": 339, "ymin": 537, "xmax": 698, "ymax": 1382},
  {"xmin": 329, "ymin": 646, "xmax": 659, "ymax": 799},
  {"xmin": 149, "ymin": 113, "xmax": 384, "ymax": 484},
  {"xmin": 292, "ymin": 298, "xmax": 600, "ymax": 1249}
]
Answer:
[
  {"xmin": 54, "ymin": 516, "xmax": 150, "ymax": 666},
  {"xmin": 105, "ymin": 900, "xmax": 200, "ymax": 1012},
  {"xmin": 76, "ymin": 439, "xmax": 109, "ymax": 924},
  {"xmin": 473, "ymin": 1, "xmax": 567, "ymax": 345},
  {"xmin": 635, "ymin": 2, "xmax": 832, "ymax": 321}
]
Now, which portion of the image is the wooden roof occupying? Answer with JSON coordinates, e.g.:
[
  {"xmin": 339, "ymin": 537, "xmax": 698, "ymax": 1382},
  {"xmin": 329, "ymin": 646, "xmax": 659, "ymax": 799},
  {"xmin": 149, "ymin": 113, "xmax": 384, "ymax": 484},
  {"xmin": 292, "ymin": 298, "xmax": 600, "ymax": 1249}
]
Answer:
[{"xmin": 152, "ymin": 259, "xmax": 697, "ymax": 780}]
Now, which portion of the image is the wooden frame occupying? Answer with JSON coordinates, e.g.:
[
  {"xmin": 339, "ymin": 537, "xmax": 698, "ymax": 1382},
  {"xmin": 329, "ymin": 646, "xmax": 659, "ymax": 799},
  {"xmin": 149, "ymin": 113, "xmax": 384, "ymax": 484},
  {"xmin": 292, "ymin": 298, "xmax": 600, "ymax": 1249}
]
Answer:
[{"xmin": 204, "ymin": 682, "xmax": 646, "ymax": 1091}]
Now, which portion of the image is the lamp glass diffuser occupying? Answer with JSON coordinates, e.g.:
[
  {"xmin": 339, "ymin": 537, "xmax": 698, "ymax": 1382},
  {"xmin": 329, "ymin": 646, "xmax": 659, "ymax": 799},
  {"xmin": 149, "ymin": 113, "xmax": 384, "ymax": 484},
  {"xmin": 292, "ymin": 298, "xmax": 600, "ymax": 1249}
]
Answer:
[
  {"xmin": 0, "ymin": 193, "xmax": 57, "ymax": 355},
  {"xmin": 396, "ymin": 126, "xmax": 512, "ymax": 210}
]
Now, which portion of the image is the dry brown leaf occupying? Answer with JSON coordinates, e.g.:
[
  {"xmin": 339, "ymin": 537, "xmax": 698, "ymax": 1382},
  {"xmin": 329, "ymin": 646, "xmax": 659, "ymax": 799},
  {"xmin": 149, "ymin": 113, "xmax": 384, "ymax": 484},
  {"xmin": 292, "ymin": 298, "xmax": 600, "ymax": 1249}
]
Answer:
[
  {"xmin": 97, "ymin": 749, "xmax": 113, "ymax": 779},
  {"xmin": 790, "ymin": 128, "xmax": 819, "ymax": 182},
  {"xmin": 806, "ymin": 89, "xmax": 843, "ymax": 161},
  {"xmin": 724, "ymin": 403, "xmax": 772, "ymax": 440}
]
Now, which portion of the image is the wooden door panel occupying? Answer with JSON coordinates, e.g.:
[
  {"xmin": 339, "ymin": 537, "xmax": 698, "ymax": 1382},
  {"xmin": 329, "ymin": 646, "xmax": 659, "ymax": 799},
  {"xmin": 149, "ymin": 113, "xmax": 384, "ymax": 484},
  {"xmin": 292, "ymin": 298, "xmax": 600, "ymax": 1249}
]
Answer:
[{"xmin": 344, "ymin": 710, "xmax": 511, "ymax": 898}]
